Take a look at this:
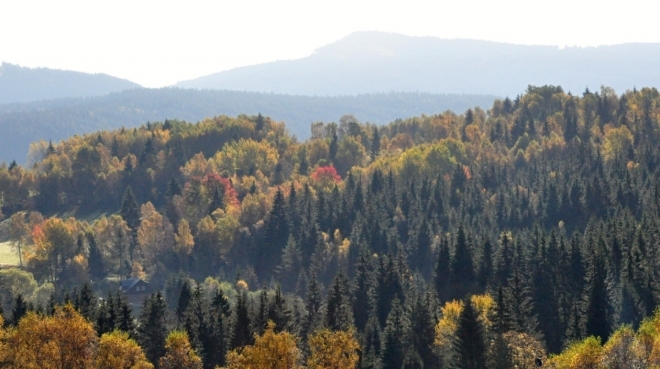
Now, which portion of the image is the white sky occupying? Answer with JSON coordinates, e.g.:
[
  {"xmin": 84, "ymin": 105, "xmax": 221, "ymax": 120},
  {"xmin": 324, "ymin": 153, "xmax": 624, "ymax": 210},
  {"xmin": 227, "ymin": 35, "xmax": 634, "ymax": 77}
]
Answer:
[{"xmin": 1, "ymin": 0, "xmax": 659, "ymax": 88}]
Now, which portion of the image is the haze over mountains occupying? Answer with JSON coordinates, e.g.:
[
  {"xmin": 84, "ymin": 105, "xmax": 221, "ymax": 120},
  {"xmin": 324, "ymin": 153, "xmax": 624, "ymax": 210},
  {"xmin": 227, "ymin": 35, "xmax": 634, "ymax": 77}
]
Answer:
[
  {"xmin": 2, "ymin": 31, "xmax": 660, "ymax": 163},
  {"xmin": 0, "ymin": 62, "xmax": 141, "ymax": 104},
  {"xmin": 177, "ymin": 32, "xmax": 660, "ymax": 96}
]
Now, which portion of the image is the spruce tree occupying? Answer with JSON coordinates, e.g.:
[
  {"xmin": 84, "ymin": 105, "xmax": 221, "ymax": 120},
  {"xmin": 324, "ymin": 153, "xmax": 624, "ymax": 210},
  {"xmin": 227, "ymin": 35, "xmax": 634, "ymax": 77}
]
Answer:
[
  {"xmin": 352, "ymin": 250, "xmax": 373, "ymax": 332},
  {"xmin": 489, "ymin": 287, "xmax": 514, "ymax": 369},
  {"xmin": 77, "ymin": 282, "xmax": 96, "ymax": 322},
  {"xmin": 117, "ymin": 293, "xmax": 135, "ymax": 335},
  {"xmin": 87, "ymin": 231, "xmax": 105, "ymax": 280},
  {"xmin": 454, "ymin": 299, "xmax": 486, "ymax": 369},
  {"xmin": 303, "ymin": 273, "xmax": 323, "ymax": 341},
  {"xmin": 434, "ymin": 237, "xmax": 451, "ymax": 303},
  {"xmin": 230, "ymin": 290, "xmax": 252, "ymax": 349},
  {"xmin": 177, "ymin": 281, "xmax": 192, "ymax": 324},
  {"xmin": 326, "ymin": 271, "xmax": 353, "ymax": 331},
  {"xmin": 450, "ymin": 225, "xmax": 475, "ymax": 300},
  {"xmin": 267, "ymin": 284, "xmax": 292, "ymax": 333},
  {"xmin": 585, "ymin": 245, "xmax": 611, "ymax": 343},
  {"xmin": 120, "ymin": 186, "xmax": 140, "ymax": 254},
  {"xmin": 409, "ymin": 291, "xmax": 438, "ymax": 368},
  {"xmin": 381, "ymin": 298, "xmax": 407, "ymax": 369},
  {"xmin": 11, "ymin": 293, "xmax": 28, "ymax": 326},
  {"xmin": 137, "ymin": 292, "xmax": 168, "ymax": 366},
  {"xmin": 258, "ymin": 188, "xmax": 289, "ymax": 282}
]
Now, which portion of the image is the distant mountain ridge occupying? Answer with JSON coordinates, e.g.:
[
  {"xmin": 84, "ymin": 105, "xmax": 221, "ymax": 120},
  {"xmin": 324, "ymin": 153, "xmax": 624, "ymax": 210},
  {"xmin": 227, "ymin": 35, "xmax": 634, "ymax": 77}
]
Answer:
[
  {"xmin": 0, "ymin": 62, "xmax": 142, "ymax": 104},
  {"xmin": 175, "ymin": 32, "xmax": 660, "ymax": 96},
  {"xmin": 0, "ymin": 88, "xmax": 497, "ymax": 164}
]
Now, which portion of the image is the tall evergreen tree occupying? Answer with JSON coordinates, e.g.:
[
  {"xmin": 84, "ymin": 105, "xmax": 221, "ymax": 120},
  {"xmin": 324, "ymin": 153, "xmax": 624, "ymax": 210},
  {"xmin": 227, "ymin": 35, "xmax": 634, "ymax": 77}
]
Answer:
[
  {"xmin": 11, "ymin": 293, "xmax": 28, "ymax": 326},
  {"xmin": 434, "ymin": 237, "xmax": 452, "ymax": 303},
  {"xmin": 450, "ymin": 225, "xmax": 475, "ymax": 300},
  {"xmin": 230, "ymin": 290, "xmax": 252, "ymax": 349},
  {"xmin": 381, "ymin": 298, "xmax": 407, "ymax": 369},
  {"xmin": 409, "ymin": 291, "xmax": 438, "ymax": 368},
  {"xmin": 352, "ymin": 250, "xmax": 373, "ymax": 332},
  {"xmin": 137, "ymin": 292, "xmax": 168, "ymax": 366},
  {"xmin": 585, "ymin": 242, "xmax": 612, "ymax": 343},
  {"xmin": 87, "ymin": 231, "xmax": 105, "ymax": 280},
  {"xmin": 454, "ymin": 299, "xmax": 486, "ymax": 369},
  {"xmin": 177, "ymin": 281, "xmax": 192, "ymax": 324},
  {"xmin": 326, "ymin": 271, "xmax": 353, "ymax": 331},
  {"xmin": 258, "ymin": 188, "xmax": 289, "ymax": 282}
]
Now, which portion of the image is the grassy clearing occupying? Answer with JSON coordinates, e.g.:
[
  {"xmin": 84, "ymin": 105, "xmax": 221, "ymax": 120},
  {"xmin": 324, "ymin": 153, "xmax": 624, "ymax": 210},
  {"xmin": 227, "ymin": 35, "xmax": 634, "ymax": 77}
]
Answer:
[{"xmin": 0, "ymin": 242, "xmax": 20, "ymax": 266}]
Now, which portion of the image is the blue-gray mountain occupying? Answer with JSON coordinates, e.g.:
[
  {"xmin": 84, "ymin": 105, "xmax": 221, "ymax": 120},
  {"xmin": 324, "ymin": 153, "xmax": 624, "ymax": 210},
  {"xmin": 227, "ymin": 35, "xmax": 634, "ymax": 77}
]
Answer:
[
  {"xmin": 0, "ymin": 62, "xmax": 141, "ymax": 104},
  {"xmin": 176, "ymin": 31, "xmax": 660, "ymax": 97}
]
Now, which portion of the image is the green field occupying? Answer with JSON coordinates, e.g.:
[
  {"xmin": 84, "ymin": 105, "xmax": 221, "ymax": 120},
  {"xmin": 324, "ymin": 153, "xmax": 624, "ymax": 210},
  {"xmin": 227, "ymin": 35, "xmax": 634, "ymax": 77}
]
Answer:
[{"xmin": 0, "ymin": 242, "xmax": 20, "ymax": 266}]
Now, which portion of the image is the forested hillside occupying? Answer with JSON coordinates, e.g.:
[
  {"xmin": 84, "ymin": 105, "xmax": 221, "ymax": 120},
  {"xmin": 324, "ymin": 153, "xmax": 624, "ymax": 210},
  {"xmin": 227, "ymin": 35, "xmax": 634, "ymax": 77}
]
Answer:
[
  {"xmin": 1, "ymin": 85, "xmax": 660, "ymax": 368},
  {"xmin": 0, "ymin": 88, "xmax": 495, "ymax": 164}
]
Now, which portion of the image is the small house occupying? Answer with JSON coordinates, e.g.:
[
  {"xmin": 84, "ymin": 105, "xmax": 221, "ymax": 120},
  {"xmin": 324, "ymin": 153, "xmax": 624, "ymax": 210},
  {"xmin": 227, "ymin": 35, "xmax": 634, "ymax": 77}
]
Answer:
[{"xmin": 119, "ymin": 277, "xmax": 155, "ymax": 306}]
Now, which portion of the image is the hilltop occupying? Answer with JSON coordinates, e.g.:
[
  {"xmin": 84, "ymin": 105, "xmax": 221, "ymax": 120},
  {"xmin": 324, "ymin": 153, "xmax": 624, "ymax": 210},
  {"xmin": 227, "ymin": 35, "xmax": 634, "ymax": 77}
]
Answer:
[{"xmin": 176, "ymin": 31, "xmax": 660, "ymax": 96}]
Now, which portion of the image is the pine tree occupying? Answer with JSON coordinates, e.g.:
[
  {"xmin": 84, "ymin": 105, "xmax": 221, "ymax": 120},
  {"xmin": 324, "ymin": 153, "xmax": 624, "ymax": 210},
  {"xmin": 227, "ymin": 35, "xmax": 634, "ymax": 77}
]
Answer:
[
  {"xmin": 478, "ymin": 237, "xmax": 494, "ymax": 290},
  {"xmin": 77, "ymin": 282, "xmax": 96, "ymax": 322},
  {"xmin": 376, "ymin": 255, "xmax": 404, "ymax": 327},
  {"xmin": 267, "ymin": 284, "xmax": 292, "ymax": 333},
  {"xmin": 506, "ymin": 267, "xmax": 538, "ymax": 336},
  {"xmin": 489, "ymin": 287, "xmax": 514, "ymax": 369},
  {"xmin": 450, "ymin": 225, "xmax": 475, "ymax": 300},
  {"xmin": 370, "ymin": 126, "xmax": 380, "ymax": 160},
  {"xmin": 352, "ymin": 250, "xmax": 373, "ymax": 332},
  {"xmin": 585, "ymin": 244, "xmax": 611, "ymax": 343},
  {"xmin": 230, "ymin": 290, "xmax": 252, "ymax": 349},
  {"xmin": 11, "ymin": 293, "xmax": 28, "ymax": 326},
  {"xmin": 117, "ymin": 293, "xmax": 135, "ymax": 335},
  {"xmin": 120, "ymin": 186, "xmax": 140, "ymax": 255},
  {"xmin": 258, "ymin": 188, "xmax": 289, "ymax": 282},
  {"xmin": 381, "ymin": 298, "xmax": 407, "ymax": 369},
  {"xmin": 87, "ymin": 231, "xmax": 105, "ymax": 280},
  {"xmin": 361, "ymin": 314, "xmax": 383, "ymax": 369},
  {"xmin": 183, "ymin": 285, "xmax": 207, "ymax": 358},
  {"xmin": 177, "ymin": 281, "xmax": 192, "ymax": 324},
  {"xmin": 303, "ymin": 273, "xmax": 323, "ymax": 341},
  {"xmin": 207, "ymin": 299, "xmax": 227, "ymax": 369},
  {"xmin": 326, "ymin": 271, "xmax": 353, "ymax": 331},
  {"xmin": 137, "ymin": 292, "xmax": 168, "ymax": 365},
  {"xmin": 434, "ymin": 238, "xmax": 451, "ymax": 303},
  {"xmin": 454, "ymin": 299, "xmax": 486, "ymax": 369},
  {"xmin": 409, "ymin": 291, "xmax": 438, "ymax": 368}
]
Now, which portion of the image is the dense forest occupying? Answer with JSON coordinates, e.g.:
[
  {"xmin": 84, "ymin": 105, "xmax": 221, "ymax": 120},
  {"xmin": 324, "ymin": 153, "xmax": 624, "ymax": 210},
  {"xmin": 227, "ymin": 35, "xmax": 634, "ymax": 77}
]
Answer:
[
  {"xmin": 1, "ymin": 85, "xmax": 660, "ymax": 368},
  {"xmin": 0, "ymin": 88, "xmax": 495, "ymax": 165}
]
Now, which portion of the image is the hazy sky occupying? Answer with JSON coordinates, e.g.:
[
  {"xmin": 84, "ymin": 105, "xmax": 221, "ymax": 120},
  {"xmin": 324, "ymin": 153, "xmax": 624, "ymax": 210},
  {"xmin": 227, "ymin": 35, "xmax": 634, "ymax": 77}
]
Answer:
[{"xmin": 2, "ymin": 0, "xmax": 659, "ymax": 88}]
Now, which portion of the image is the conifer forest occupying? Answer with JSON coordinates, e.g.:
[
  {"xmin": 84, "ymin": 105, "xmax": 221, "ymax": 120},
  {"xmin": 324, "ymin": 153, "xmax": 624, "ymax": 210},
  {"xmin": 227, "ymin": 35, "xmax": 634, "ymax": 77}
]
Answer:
[{"xmin": 2, "ymin": 85, "xmax": 660, "ymax": 368}]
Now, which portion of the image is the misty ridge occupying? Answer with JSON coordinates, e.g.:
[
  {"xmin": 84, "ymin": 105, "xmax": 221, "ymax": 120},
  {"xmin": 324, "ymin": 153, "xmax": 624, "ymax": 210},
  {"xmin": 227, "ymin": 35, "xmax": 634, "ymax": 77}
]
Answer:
[
  {"xmin": 176, "ymin": 31, "xmax": 660, "ymax": 96},
  {"xmin": 2, "ymin": 31, "xmax": 660, "ymax": 164}
]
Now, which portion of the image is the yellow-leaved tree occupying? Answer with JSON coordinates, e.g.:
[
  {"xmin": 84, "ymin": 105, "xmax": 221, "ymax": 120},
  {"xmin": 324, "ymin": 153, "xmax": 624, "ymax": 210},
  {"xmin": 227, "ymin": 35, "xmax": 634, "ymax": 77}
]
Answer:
[
  {"xmin": 159, "ymin": 331, "xmax": 203, "ymax": 369},
  {"xmin": 8, "ymin": 304, "xmax": 98, "ymax": 369},
  {"xmin": 307, "ymin": 328, "xmax": 360, "ymax": 369},
  {"xmin": 95, "ymin": 330, "xmax": 154, "ymax": 369},
  {"xmin": 225, "ymin": 321, "xmax": 301, "ymax": 369}
]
